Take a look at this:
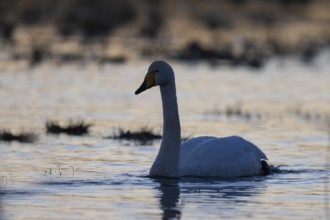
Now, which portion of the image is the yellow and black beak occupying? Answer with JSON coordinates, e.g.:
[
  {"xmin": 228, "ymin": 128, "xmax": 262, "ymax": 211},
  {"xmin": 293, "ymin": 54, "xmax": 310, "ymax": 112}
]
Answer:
[{"xmin": 135, "ymin": 70, "xmax": 157, "ymax": 95}]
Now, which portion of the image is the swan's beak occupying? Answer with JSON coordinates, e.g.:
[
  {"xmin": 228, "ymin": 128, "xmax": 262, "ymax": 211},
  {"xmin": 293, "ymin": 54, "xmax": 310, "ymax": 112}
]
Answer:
[{"xmin": 135, "ymin": 71, "xmax": 157, "ymax": 95}]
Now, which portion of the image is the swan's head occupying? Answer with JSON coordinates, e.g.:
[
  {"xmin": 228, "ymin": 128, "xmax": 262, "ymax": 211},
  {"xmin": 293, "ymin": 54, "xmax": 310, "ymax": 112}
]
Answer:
[{"xmin": 135, "ymin": 60, "xmax": 174, "ymax": 95}]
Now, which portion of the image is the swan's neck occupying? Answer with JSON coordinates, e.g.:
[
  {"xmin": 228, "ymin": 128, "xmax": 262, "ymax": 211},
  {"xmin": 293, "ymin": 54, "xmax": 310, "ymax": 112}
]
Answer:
[{"xmin": 150, "ymin": 81, "xmax": 181, "ymax": 177}]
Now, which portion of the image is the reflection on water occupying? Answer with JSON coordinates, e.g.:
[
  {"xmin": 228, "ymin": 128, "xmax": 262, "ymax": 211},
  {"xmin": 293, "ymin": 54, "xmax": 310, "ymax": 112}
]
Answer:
[
  {"xmin": 153, "ymin": 176, "xmax": 268, "ymax": 220},
  {"xmin": 154, "ymin": 178, "xmax": 181, "ymax": 220},
  {"xmin": 0, "ymin": 56, "xmax": 329, "ymax": 219},
  {"xmin": 0, "ymin": 188, "xmax": 3, "ymax": 220}
]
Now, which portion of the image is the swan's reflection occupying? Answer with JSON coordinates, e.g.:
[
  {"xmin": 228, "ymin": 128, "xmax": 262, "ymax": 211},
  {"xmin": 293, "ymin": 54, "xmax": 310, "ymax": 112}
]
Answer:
[
  {"xmin": 0, "ymin": 186, "xmax": 3, "ymax": 220},
  {"xmin": 153, "ymin": 177, "xmax": 266, "ymax": 220},
  {"xmin": 153, "ymin": 178, "xmax": 181, "ymax": 220}
]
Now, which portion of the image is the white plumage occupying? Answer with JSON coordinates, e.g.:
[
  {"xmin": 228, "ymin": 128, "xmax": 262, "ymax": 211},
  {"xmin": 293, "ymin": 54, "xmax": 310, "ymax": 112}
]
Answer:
[
  {"xmin": 180, "ymin": 136, "xmax": 267, "ymax": 177},
  {"xmin": 135, "ymin": 60, "xmax": 268, "ymax": 178}
]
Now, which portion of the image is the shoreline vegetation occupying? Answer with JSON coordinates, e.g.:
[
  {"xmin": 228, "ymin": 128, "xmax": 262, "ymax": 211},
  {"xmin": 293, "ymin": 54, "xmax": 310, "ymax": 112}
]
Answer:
[{"xmin": 0, "ymin": 0, "xmax": 329, "ymax": 68}]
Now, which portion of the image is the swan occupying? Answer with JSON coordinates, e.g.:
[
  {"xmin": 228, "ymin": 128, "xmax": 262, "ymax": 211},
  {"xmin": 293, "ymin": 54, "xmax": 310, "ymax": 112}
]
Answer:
[{"xmin": 135, "ymin": 60, "xmax": 269, "ymax": 178}]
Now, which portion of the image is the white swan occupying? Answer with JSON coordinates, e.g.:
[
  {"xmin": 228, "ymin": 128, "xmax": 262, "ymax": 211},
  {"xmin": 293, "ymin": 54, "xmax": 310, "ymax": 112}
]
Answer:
[{"xmin": 135, "ymin": 60, "xmax": 269, "ymax": 178}]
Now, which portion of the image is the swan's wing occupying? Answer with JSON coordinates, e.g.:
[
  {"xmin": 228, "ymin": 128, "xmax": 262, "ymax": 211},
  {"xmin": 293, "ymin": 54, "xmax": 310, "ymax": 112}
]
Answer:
[{"xmin": 179, "ymin": 136, "xmax": 267, "ymax": 177}]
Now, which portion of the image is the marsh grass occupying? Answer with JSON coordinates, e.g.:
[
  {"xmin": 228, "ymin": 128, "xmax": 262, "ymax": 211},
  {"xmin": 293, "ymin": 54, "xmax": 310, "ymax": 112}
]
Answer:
[
  {"xmin": 107, "ymin": 126, "xmax": 162, "ymax": 145},
  {"xmin": 289, "ymin": 105, "xmax": 322, "ymax": 121},
  {"xmin": 205, "ymin": 105, "xmax": 262, "ymax": 120},
  {"xmin": 46, "ymin": 119, "xmax": 92, "ymax": 136},
  {"xmin": 294, "ymin": 110, "xmax": 322, "ymax": 121},
  {"xmin": 106, "ymin": 126, "xmax": 191, "ymax": 145},
  {"xmin": 0, "ymin": 129, "xmax": 38, "ymax": 143}
]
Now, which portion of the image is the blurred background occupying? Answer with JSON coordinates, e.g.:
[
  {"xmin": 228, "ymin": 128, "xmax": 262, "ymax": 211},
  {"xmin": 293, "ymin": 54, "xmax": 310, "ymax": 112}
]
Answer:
[{"xmin": 0, "ymin": 0, "xmax": 329, "ymax": 67}]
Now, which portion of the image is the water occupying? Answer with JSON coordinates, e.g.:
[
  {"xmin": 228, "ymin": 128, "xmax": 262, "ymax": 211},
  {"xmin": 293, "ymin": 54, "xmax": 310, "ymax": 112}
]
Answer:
[{"xmin": 0, "ymin": 53, "xmax": 330, "ymax": 219}]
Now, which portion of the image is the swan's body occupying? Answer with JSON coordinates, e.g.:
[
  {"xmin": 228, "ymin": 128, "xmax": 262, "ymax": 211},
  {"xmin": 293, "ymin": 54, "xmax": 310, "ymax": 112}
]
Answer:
[
  {"xmin": 180, "ymin": 136, "xmax": 267, "ymax": 177},
  {"xmin": 135, "ymin": 60, "xmax": 268, "ymax": 178}
]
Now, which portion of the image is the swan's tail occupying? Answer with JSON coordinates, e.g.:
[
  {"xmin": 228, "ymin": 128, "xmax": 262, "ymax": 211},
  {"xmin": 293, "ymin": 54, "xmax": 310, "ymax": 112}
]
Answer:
[
  {"xmin": 261, "ymin": 159, "xmax": 270, "ymax": 175},
  {"xmin": 261, "ymin": 159, "xmax": 282, "ymax": 175}
]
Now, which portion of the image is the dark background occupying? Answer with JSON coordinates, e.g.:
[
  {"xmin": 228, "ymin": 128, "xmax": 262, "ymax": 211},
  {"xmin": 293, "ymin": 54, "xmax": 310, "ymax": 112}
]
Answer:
[{"xmin": 0, "ymin": 0, "xmax": 329, "ymax": 66}]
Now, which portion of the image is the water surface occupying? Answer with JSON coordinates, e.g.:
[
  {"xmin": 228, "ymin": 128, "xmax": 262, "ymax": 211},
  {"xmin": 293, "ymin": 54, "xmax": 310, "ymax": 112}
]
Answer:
[{"xmin": 1, "ymin": 54, "xmax": 330, "ymax": 219}]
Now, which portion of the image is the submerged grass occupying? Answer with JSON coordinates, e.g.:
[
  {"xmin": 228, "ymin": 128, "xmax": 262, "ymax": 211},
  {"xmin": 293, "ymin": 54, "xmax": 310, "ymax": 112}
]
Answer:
[
  {"xmin": 0, "ymin": 129, "xmax": 38, "ymax": 143},
  {"xmin": 46, "ymin": 119, "xmax": 92, "ymax": 136}
]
